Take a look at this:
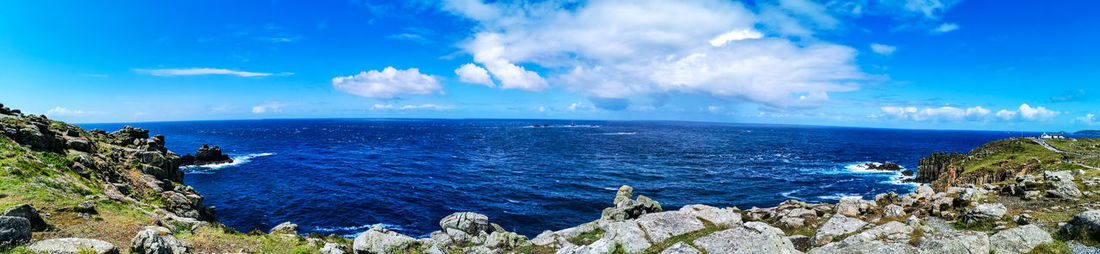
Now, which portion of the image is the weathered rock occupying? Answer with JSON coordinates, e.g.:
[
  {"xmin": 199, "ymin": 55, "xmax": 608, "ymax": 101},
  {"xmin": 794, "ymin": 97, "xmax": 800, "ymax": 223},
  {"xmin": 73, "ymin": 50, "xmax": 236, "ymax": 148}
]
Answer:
[
  {"xmin": 812, "ymin": 214, "xmax": 867, "ymax": 246},
  {"xmin": 353, "ymin": 226, "xmax": 420, "ymax": 254},
  {"xmin": 916, "ymin": 229, "xmax": 990, "ymax": 254},
  {"xmin": 915, "ymin": 185, "xmax": 935, "ymax": 198},
  {"xmin": 484, "ymin": 231, "xmax": 529, "ymax": 250},
  {"xmin": 637, "ymin": 211, "xmax": 706, "ymax": 243},
  {"xmin": 271, "ymin": 221, "xmax": 299, "ymax": 235},
  {"xmin": 0, "ymin": 216, "xmax": 32, "ymax": 248},
  {"xmin": 989, "ymin": 225, "xmax": 1053, "ymax": 254},
  {"xmin": 602, "ymin": 185, "xmax": 662, "ymax": 222},
  {"xmin": 130, "ymin": 226, "xmax": 188, "ymax": 254},
  {"xmin": 1047, "ymin": 180, "xmax": 1083, "ymax": 199},
  {"xmin": 3, "ymin": 204, "xmax": 47, "ymax": 231},
  {"xmin": 810, "ymin": 242, "xmax": 918, "ymax": 254},
  {"xmin": 440, "ymin": 212, "xmax": 490, "ymax": 236},
  {"xmin": 601, "ymin": 220, "xmax": 652, "ymax": 253},
  {"xmin": 660, "ymin": 242, "xmax": 702, "ymax": 254},
  {"xmin": 1044, "ymin": 170, "xmax": 1074, "ymax": 182},
  {"xmin": 835, "ymin": 196, "xmax": 862, "ymax": 217},
  {"xmin": 679, "ymin": 205, "xmax": 742, "ymax": 227},
  {"xmin": 531, "ymin": 221, "xmax": 598, "ymax": 247},
  {"xmin": 780, "ymin": 217, "xmax": 805, "ymax": 228},
  {"xmin": 883, "ymin": 204, "xmax": 905, "ymax": 218},
  {"xmin": 1063, "ymin": 210, "xmax": 1100, "ymax": 237},
  {"xmin": 320, "ymin": 242, "xmax": 349, "ymax": 254},
  {"xmin": 28, "ymin": 238, "xmax": 121, "ymax": 254},
  {"xmin": 692, "ymin": 222, "xmax": 799, "ymax": 254},
  {"xmin": 962, "ymin": 203, "xmax": 1006, "ymax": 226}
]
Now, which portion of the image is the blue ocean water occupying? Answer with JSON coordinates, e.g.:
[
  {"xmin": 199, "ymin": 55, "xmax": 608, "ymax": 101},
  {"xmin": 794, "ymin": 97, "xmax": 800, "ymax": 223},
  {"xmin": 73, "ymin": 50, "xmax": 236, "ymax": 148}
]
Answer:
[{"xmin": 80, "ymin": 120, "xmax": 1029, "ymax": 238}]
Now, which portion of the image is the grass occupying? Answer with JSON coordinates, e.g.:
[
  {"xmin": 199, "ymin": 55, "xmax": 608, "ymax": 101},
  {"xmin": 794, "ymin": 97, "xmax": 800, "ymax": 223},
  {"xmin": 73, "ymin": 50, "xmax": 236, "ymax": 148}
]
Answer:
[
  {"xmin": 952, "ymin": 219, "xmax": 996, "ymax": 232},
  {"xmin": 958, "ymin": 138, "xmax": 1067, "ymax": 175},
  {"xmin": 1047, "ymin": 138, "xmax": 1100, "ymax": 155},
  {"xmin": 1026, "ymin": 239, "xmax": 1072, "ymax": 254},
  {"xmin": 567, "ymin": 228, "xmax": 605, "ymax": 246}
]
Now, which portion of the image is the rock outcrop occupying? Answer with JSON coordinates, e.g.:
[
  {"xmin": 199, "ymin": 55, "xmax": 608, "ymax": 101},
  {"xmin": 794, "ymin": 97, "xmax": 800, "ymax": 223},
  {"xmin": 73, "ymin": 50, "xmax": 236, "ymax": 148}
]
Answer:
[
  {"xmin": 178, "ymin": 144, "xmax": 232, "ymax": 166},
  {"xmin": 0, "ymin": 216, "xmax": 32, "ymax": 248},
  {"xmin": 28, "ymin": 238, "xmax": 121, "ymax": 254},
  {"xmin": 130, "ymin": 226, "xmax": 189, "ymax": 254},
  {"xmin": 3, "ymin": 204, "xmax": 48, "ymax": 231}
]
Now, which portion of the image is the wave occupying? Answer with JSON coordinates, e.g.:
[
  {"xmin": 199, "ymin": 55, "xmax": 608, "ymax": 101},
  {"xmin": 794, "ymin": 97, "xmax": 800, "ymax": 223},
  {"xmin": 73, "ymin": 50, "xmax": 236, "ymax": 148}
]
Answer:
[
  {"xmin": 602, "ymin": 132, "xmax": 637, "ymax": 135},
  {"xmin": 818, "ymin": 193, "xmax": 862, "ymax": 201},
  {"xmin": 843, "ymin": 162, "xmax": 916, "ymax": 187},
  {"xmin": 313, "ymin": 223, "xmax": 405, "ymax": 237},
  {"xmin": 183, "ymin": 153, "xmax": 275, "ymax": 173}
]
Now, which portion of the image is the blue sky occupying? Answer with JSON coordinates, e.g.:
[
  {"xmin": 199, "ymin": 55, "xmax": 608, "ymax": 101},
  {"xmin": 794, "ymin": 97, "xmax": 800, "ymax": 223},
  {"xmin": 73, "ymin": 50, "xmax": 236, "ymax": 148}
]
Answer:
[{"xmin": 1, "ymin": 0, "xmax": 1097, "ymax": 131}]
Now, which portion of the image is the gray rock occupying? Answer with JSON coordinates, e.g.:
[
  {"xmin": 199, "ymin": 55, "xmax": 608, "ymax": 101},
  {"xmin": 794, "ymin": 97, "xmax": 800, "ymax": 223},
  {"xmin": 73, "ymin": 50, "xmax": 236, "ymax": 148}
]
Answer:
[
  {"xmin": 1064, "ymin": 210, "xmax": 1100, "ymax": 238},
  {"xmin": 692, "ymin": 222, "xmax": 799, "ymax": 254},
  {"xmin": 484, "ymin": 231, "xmax": 529, "ymax": 250},
  {"xmin": 809, "ymin": 242, "xmax": 918, "ymax": 254},
  {"xmin": 353, "ymin": 226, "xmax": 420, "ymax": 254},
  {"xmin": 915, "ymin": 185, "xmax": 935, "ymax": 198},
  {"xmin": 989, "ymin": 225, "xmax": 1054, "ymax": 254},
  {"xmin": 883, "ymin": 204, "xmax": 905, "ymax": 218},
  {"xmin": 637, "ymin": 211, "xmax": 706, "ymax": 243},
  {"xmin": 962, "ymin": 203, "xmax": 1006, "ymax": 226},
  {"xmin": 28, "ymin": 238, "xmax": 120, "ymax": 254},
  {"xmin": 841, "ymin": 221, "xmax": 914, "ymax": 245},
  {"xmin": 320, "ymin": 242, "xmax": 349, "ymax": 254},
  {"xmin": 130, "ymin": 226, "xmax": 188, "ymax": 254},
  {"xmin": 531, "ymin": 221, "xmax": 598, "ymax": 247},
  {"xmin": 4, "ymin": 204, "xmax": 48, "ymax": 231},
  {"xmin": 1047, "ymin": 180, "xmax": 1083, "ymax": 199},
  {"xmin": 1044, "ymin": 170, "xmax": 1075, "ymax": 182},
  {"xmin": 439, "ymin": 212, "xmax": 490, "ymax": 236},
  {"xmin": 0, "ymin": 216, "xmax": 31, "ymax": 248},
  {"xmin": 780, "ymin": 217, "xmax": 805, "ymax": 228},
  {"xmin": 660, "ymin": 242, "xmax": 702, "ymax": 254},
  {"xmin": 787, "ymin": 235, "xmax": 811, "ymax": 251},
  {"xmin": 679, "ymin": 205, "xmax": 742, "ymax": 227},
  {"xmin": 916, "ymin": 229, "xmax": 990, "ymax": 254},
  {"xmin": 602, "ymin": 185, "xmax": 662, "ymax": 222},
  {"xmin": 835, "ymin": 197, "xmax": 862, "ymax": 217},
  {"xmin": 602, "ymin": 220, "xmax": 652, "ymax": 253},
  {"xmin": 812, "ymin": 214, "xmax": 867, "ymax": 246},
  {"xmin": 270, "ymin": 221, "xmax": 299, "ymax": 235}
]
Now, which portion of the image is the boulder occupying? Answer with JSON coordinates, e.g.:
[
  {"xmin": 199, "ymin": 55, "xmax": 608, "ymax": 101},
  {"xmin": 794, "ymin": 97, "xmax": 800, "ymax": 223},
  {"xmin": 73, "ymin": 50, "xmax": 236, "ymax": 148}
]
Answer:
[
  {"xmin": 439, "ymin": 212, "xmax": 490, "ymax": 236},
  {"xmin": 914, "ymin": 185, "xmax": 935, "ymax": 198},
  {"xmin": 962, "ymin": 203, "xmax": 1006, "ymax": 226},
  {"xmin": 883, "ymin": 204, "xmax": 905, "ymax": 218},
  {"xmin": 602, "ymin": 185, "xmax": 662, "ymax": 222},
  {"xmin": 3, "ymin": 204, "xmax": 47, "ymax": 231},
  {"xmin": 692, "ymin": 222, "xmax": 799, "ymax": 254},
  {"xmin": 835, "ymin": 196, "xmax": 862, "ymax": 217},
  {"xmin": 812, "ymin": 214, "xmax": 867, "ymax": 246},
  {"xmin": 353, "ymin": 226, "xmax": 420, "ymax": 254},
  {"xmin": 484, "ymin": 231, "xmax": 530, "ymax": 250},
  {"xmin": 1044, "ymin": 170, "xmax": 1074, "ymax": 182},
  {"xmin": 660, "ymin": 242, "xmax": 702, "ymax": 254},
  {"xmin": 989, "ymin": 225, "xmax": 1054, "ymax": 254},
  {"xmin": 271, "ymin": 221, "xmax": 299, "ymax": 235},
  {"xmin": 1046, "ymin": 180, "xmax": 1083, "ymax": 199},
  {"xmin": 1062, "ymin": 210, "xmax": 1100, "ymax": 236},
  {"xmin": 637, "ymin": 211, "xmax": 706, "ymax": 243},
  {"xmin": 28, "ymin": 238, "xmax": 120, "ymax": 254},
  {"xmin": 601, "ymin": 220, "xmax": 652, "ymax": 253},
  {"xmin": 0, "ymin": 216, "xmax": 32, "ymax": 248},
  {"xmin": 916, "ymin": 229, "xmax": 990, "ymax": 254},
  {"xmin": 130, "ymin": 226, "xmax": 188, "ymax": 254},
  {"xmin": 320, "ymin": 242, "xmax": 349, "ymax": 254},
  {"xmin": 679, "ymin": 205, "xmax": 742, "ymax": 227},
  {"xmin": 810, "ymin": 242, "xmax": 918, "ymax": 254}
]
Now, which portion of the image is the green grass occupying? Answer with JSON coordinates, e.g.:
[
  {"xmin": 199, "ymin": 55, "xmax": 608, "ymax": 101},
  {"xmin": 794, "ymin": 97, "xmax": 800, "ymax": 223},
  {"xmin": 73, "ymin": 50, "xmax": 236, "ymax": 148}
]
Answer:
[
  {"xmin": 1026, "ymin": 239, "xmax": 1072, "ymax": 254},
  {"xmin": 957, "ymin": 138, "xmax": 1068, "ymax": 174},
  {"xmin": 952, "ymin": 219, "xmax": 997, "ymax": 232},
  {"xmin": 1047, "ymin": 138, "xmax": 1100, "ymax": 155},
  {"xmin": 567, "ymin": 228, "xmax": 606, "ymax": 246}
]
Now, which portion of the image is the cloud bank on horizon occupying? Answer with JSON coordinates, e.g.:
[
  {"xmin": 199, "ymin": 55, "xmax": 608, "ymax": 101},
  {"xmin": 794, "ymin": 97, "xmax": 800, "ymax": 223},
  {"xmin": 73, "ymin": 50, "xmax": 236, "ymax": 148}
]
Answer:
[{"xmin": 1, "ymin": 0, "xmax": 1097, "ymax": 131}]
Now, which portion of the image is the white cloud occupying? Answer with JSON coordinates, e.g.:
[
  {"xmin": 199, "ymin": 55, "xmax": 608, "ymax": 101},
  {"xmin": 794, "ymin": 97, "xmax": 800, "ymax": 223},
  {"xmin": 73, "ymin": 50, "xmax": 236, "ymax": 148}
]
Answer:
[
  {"xmin": 880, "ymin": 105, "xmax": 989, "ymax": 121},
  {"xmin": 332, "ymin": 67, "xmax": 442, "ymax": 99},
  {"xmin": 931, "ymin": 23, "xmax": 959, "ymax": 34},
  {"xmin": 46, "ymin": 107, "xmax": 87, "ymax": 116},
  {"xmin": 709, "ymin": 29, "xmax": 764, "ymax": 47},
  {"xmin": 251, "ymin": 102, "xmax": 283, "ymax": 114},
  {"xmin": 371, "ymin": 104, "xmax": 453, "ymax": 110},
  {"xmin": 870, "ymin": 43, "xmax": 897, "ymax": 55},
  {"xmin": 995, "ymin": 104, "xmax": 1059, "ymax": 121},
  {"xmin": 568, "ymin": 102, "xmax": 593, "ymax": 111},
  {"xmin": 537, "ymin": 106, "xmax": 545, "ymax": 112},
  {"xmin": 454, "ymin": 63, "xmax": 495, "ymax": 87},
  {"xmin": 135, "ymin": 68, "xmax": 285, "ymax": 77},
  {"xmin": 1077, "ymin": 114, "xmax": 1097, "ymax": 126},
  {"xmin": 443, "ymin": 0, "xmax": 864, "ymax": 108}
]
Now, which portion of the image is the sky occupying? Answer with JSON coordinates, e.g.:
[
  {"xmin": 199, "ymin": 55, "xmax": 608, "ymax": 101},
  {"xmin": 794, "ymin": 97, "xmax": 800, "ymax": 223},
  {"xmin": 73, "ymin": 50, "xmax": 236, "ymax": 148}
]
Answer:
[{"xmin": 1, "ymin": 0, "xmax": 1097, "ymax": 131}]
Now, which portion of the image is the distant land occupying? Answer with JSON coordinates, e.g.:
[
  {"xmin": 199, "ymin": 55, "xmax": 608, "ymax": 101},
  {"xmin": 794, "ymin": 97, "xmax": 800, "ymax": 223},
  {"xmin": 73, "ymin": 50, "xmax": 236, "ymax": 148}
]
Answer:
[{"xmin": 1077, "ymin": 130, "xmax": 1100, "ymax": 135}]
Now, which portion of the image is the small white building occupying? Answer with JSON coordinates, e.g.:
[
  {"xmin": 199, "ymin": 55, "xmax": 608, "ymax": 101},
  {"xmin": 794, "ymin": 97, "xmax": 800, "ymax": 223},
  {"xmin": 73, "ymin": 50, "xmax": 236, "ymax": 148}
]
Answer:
[{"xmin": 1040, "ymin": 132, "xmax": 1066, "ymax": 139}]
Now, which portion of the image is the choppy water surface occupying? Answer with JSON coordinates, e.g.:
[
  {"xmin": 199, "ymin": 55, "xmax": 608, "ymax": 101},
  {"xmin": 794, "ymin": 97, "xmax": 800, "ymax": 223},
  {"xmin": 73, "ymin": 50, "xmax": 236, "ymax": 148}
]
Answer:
[{"xmin": 81, "ymin": 120, "xmax": 1026, "ymax": 237}]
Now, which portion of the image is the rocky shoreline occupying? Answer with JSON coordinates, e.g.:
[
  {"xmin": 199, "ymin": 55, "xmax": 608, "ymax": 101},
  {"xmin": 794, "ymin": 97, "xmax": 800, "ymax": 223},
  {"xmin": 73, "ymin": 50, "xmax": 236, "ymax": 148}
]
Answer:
[{"xmin": 3, "ymin": 101, "xmax": 1100, "ymax": 253}]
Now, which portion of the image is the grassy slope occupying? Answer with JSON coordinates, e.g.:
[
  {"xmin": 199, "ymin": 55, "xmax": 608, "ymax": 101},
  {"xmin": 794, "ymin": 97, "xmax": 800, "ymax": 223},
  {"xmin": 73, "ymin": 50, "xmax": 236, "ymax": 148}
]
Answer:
[
  {"xmin": 1047, "ymin": 138, "xmax": 1100, "ymax": 155},
  {"xmin": 956, "ymin": 138, "xmax": 1077, "ymax": 174},
  {"xmin": 0, "ymin": 118, "xmax": 332, "ymax": 253}
]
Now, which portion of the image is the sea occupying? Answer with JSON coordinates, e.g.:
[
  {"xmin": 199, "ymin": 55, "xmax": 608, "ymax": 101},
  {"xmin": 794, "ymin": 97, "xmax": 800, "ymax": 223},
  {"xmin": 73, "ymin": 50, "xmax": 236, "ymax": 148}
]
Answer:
[{"xmin": 79, "ymin": 119, "xmax": 1033, "ymax": 238}]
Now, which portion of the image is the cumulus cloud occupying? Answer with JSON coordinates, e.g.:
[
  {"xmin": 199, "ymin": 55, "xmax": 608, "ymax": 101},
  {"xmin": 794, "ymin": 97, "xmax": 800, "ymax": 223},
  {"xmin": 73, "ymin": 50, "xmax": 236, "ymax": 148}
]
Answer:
[
  {"xmin": 442, "ymin": 0, "xmax": 865, "ymax": 109},
  {"xmin": 1076, "ymin": 114, "xmax": 1097, "ymax": 126},
  {"xmin": 930, "ymin": 23, "xmax": 959, "ymax": 34},
  {"xmin": 251, "ymin": 102, "xmax": 283, "ymax": 114},
  {"xmin": 332, "ymin": 67, "xmax": 441, "ymax": 99},
  {"xmin": 881, "ymin": 104, "xmax": 1058, "ymax": 122},
  {"xmin": 46, "ymin": 107, "xmax": 88, "ymax": 116},
  {"xmin": 454, "ymin": 63, "xmax": 495, "ymax": 87},
  {"xmin": 134, "ymin": 68, "xmax": 287, "ymax": 77},
  {"xmin": 371, "ymin": 104, "xmax": 453, "ymax": 110},
  {"xmin": 995, "ymin": 104, "xmax": 1058, "ymax": 121},
  {"xmin": 870, "ymin": 43, "xmax": 897, "ymax": 55}
]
